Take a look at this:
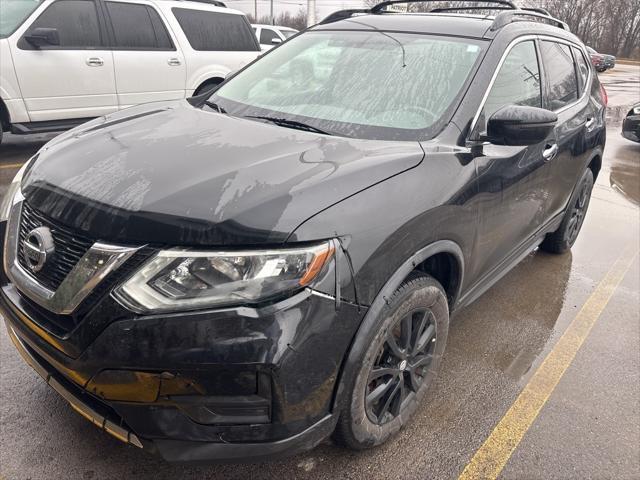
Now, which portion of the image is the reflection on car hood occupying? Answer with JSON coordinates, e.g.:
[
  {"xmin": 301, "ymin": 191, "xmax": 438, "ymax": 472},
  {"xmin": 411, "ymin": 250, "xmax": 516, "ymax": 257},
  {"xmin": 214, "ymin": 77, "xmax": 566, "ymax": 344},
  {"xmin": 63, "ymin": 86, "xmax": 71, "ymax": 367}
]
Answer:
[{"xmin": 22, "ymin": 101, "xmax": 424, "ymax": 246}]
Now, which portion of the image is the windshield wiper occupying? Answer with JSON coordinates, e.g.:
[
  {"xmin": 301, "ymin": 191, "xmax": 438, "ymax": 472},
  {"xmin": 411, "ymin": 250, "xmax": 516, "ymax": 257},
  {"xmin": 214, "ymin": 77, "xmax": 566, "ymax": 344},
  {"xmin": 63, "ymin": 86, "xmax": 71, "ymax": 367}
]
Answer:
[
  {"xmin": 204, "ymin": 101, "xmax": 227, "ymax": 114},
  {"xmin": 244, "ymin": 115, "xmax": 332, "ymax": 135}
]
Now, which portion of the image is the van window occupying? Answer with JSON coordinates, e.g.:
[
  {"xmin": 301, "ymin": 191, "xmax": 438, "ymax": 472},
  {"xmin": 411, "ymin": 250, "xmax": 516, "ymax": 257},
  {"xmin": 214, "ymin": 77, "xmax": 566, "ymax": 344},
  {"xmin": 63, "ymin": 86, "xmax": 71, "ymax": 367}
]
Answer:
[
  {"xmin": 477, "ymin": 40, "xmax": 541, "ymax": 134},
  {"xmin": 23, "ymin": 0, "xmax": 101, "ymax": 48},
  {"xmin": 541, "ymin": 41, "xmax": 579, "ymax": 110},
  {"xmin": 259, "ymin": 28, "xmax": 279, "ymax": 45},
  {"xmin": 572, "ymin": 46, "xmax": 590, "ymax": 95},
  {"xmin": 172, "ymin": 8, "xmax": 258, "ymax": 51},
  {"xmin": 106, "ymin": 2, "xmax": 173, "ymax": 50}
]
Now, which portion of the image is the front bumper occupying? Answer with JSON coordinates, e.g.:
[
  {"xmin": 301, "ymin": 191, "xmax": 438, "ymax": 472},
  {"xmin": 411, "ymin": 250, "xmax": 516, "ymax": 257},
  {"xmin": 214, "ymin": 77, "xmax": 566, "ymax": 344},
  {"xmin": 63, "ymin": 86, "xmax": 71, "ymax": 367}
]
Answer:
[{"xmin": 1, "ymin": 235, "xmax": 365, "ymax": 462}]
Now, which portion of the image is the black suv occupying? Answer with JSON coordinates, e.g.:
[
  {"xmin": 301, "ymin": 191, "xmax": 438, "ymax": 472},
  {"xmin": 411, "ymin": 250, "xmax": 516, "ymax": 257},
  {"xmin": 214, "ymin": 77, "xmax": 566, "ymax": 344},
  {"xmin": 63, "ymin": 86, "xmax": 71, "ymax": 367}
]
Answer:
[{"xmin": 0, "ymin": 0, "xmax": 606, "ymax": 463}]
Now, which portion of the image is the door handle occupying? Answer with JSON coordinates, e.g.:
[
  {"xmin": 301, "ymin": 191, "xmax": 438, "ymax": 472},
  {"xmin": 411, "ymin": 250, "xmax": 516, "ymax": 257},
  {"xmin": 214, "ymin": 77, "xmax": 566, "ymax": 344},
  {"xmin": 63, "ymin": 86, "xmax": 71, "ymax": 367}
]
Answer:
[
  {"xmin": 167, "ymin": 58, "xmax": 181, "ymax": 66},
  {"xmin": 85, "ymin": 57, "xmax": 104, "ymax": 67},
  {"xmin": 585, "ymin": 117, "xmax": 596, "ymax": 132},
  {"xmin": 542, "ymin": 143, "xmax": 558, "ymax": 162}
]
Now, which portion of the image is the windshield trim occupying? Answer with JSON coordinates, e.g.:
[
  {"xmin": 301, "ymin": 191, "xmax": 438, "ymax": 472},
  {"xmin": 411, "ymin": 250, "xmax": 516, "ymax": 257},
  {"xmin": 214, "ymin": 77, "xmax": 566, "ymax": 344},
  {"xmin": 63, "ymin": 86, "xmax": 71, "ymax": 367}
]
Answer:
[
  {"xmin": 211, "ymin": 30, "xmax": 489, "ymax": 142},
  {"xmin": 0, "ymin": 0, "xmax": 44, "ymax": 39}
]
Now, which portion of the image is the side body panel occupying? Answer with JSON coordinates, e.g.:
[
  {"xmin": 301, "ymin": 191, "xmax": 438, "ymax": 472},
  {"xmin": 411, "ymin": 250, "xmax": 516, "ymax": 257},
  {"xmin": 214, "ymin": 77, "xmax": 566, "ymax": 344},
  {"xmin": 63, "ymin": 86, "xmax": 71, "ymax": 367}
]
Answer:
[
  {"xmin": 104, "ymin": 0, "xmax": 187, "ymax": 108},
  {"xmin": 160, "ymin": 4, "xmax": 260, "ymax": 94},
  {"xmin": 9, "ymin": 0, "xmax": 118, "ymax": 121},
  {"xmin": 289, "ymin": 124, "xmax": 479, "ymax": 306},
  {"xmin": 0, "ymin": 39, "xmax": 30, "ymax": 123}
]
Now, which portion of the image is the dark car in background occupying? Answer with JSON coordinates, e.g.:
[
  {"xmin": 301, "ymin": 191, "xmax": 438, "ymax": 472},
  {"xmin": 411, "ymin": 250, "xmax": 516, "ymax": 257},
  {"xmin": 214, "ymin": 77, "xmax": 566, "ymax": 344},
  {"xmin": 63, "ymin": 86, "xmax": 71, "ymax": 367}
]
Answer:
[
  {"xmin": 622, "ymin": 104, "xmax": 640, "ymax": 142},
  {"xmin": 1, "ymin": 0, "xmax": 607, "ymax": 463},
  {"xmin": 587, "ymin": 46, "xmax": 616, "ymax": 72}
]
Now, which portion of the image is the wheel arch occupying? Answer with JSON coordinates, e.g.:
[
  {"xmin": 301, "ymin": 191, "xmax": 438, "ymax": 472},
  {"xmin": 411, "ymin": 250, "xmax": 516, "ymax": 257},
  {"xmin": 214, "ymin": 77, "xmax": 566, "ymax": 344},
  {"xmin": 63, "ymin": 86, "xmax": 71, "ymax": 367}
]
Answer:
[
  {"xmin": 330, "ymin": 239, "xmax": 464, "ymax": 413},
  {"xmin": 587, "ymin": 152, "xmax": 602, "ymax": 180},
  {"xmin": 193, "ymin": 77, "xmax": 225, "ymax": 96},
  {"xmin": 0, "ymin": 97, "xmax": 10, "ymax": 130}
]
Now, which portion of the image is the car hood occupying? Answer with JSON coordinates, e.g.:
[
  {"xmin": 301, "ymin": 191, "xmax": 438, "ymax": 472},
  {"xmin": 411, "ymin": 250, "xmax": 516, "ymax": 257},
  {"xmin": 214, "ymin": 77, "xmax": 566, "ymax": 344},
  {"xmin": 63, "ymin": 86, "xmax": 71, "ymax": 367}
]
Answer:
[{"xmin": 21, "ymin": 101, "xmax": 423, "ymax": 246}]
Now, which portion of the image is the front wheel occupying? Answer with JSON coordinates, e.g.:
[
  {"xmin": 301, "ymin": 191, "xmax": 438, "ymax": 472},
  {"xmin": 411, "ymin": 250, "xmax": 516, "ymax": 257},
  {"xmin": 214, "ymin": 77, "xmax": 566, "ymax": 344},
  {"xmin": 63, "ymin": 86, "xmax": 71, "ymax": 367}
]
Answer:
[
  {"xmin": 540, "ymin": 168, "xmax": 594, "ymax": 254},
  {"xmin": 333, "ymin": 275, "xmax": 449, "ymax": 450}
]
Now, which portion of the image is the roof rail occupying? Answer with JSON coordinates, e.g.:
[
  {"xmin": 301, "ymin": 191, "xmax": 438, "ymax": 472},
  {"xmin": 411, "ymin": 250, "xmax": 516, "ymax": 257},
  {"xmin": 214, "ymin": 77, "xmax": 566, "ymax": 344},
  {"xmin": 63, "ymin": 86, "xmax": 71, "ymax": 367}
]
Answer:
[
  {"xmin": 430, "ymin": 6, "xmax": 513, "ymax": 13},
  {"xmin": 491, "ymin": 10, "xmax": 569, "ymax": 31},
  {"xmin": 178, "ymin": 0, "xmax": 227, "ymax": 6},
  {"xmin": 319, "ymin": 1, "xmax": 569, "ymax": 32},
  {"xmin": 370, "ymin": 0, "xmax": 517, "ymax": 13},
  {"xmin": 320, "ymin": 8, "xmax": 369, "ymax": 24},
  {"xmin": 522, "ymin": 7, "xmax": 552, "ymax": 16}
]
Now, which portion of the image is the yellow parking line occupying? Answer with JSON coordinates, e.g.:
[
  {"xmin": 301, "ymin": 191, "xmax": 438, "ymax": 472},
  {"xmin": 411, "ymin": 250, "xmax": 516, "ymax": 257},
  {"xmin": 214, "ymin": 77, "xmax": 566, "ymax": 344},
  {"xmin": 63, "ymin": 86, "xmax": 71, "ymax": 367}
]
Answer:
[
  {"xmin": 459, "ymin": 244, "xmax": 639, "ymax": 480},
  {"xmin": 0, "ymin": 163, "xmax": 24, "ymax": 170}
]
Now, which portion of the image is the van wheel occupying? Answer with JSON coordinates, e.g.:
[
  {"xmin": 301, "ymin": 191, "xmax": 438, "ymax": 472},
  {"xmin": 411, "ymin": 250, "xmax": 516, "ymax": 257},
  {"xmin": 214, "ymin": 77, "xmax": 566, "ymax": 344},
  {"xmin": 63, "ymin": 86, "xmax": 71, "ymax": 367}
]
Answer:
[
  {"xmin": 333, "ymin": 275, "xmax": 448, "ymax": 450},
  {"xmin": 540, "ymin": 168, "xmax": 594, "ymax": 254}
]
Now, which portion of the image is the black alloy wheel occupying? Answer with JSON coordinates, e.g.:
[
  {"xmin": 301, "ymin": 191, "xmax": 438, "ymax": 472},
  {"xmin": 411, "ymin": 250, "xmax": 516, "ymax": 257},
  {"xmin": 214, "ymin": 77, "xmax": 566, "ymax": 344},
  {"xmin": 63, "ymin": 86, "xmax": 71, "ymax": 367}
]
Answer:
[
  {"xmin": 366, "ymin": 308, "xmax": 437, "ymax": 425},
  {"xmin": 540, "ymin": 168, "xmax": 594, "ymax": 254},
  {"xmin": 333, "ymin": 275, "xmax": 449, "ymax": 450},
  {"xmin": 566, "ymin": 178, "xmax": 591, "ymax": 245}
]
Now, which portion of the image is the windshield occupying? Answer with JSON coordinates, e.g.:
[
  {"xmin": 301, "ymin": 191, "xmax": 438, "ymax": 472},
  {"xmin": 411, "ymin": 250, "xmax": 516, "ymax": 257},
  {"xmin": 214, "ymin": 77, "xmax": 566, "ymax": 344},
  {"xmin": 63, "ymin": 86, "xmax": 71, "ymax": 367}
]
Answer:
[
  {"xmin": 282, "ymin": 30, "xmax": 297, "ymax": 39},
  {"xmin": 212, "ymin": 30, "xmax": 484, "ymax": 140},
  {"xmin": 0, "ymin": 0, "xmax": 42, "ymax": 38}
]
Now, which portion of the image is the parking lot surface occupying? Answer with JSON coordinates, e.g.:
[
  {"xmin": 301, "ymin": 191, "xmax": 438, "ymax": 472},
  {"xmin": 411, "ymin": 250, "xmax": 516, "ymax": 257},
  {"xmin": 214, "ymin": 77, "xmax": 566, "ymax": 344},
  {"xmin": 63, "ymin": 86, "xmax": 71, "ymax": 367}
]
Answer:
[{"xmin": 0, "ymin": 66, "xmax": 638, "ymax": 480}]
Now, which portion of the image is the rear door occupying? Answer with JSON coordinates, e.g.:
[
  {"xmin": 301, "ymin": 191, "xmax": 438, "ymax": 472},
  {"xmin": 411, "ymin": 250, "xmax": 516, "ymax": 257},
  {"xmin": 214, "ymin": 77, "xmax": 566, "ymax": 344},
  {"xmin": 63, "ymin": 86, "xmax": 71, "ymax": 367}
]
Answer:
[
  {"xmin": 470, "ymin": 40, "xmax": 555, "ymax": 280},
  {"xmin": 170, "ymin": 7, "xmax": 260, "ymax": 93},
  {"xmin": 539, "ymin": 40, "xmax": 597, "ymax": 220},
  {"xmin": 103, "ymin": 0, "xmax": 186, "ymax": 108},
  {"xmin": 10, "ymin": 0, "xmax": 117, "ymax": 122}
]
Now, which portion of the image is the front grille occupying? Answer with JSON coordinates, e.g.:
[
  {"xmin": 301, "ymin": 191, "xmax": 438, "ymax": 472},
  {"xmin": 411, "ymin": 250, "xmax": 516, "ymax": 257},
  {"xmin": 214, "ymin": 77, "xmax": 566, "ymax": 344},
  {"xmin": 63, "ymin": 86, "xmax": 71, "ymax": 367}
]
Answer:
[
  {"xmin": 18, "ymin": 202, "xmax": 94, "ymax": 291},
  {"xmin": 12, "ymin": 201, "xmax": 157, "ymax": 337}
]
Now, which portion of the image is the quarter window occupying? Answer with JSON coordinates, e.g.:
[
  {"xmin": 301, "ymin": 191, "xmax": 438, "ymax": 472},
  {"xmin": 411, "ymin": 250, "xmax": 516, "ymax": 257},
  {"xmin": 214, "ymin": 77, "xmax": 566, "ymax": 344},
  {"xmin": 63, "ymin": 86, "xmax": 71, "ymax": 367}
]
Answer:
[
  {"xmin": 23, "ymin": 0, "xmax": 101, "ymax": 48},
  {"xmin": 106, "ymin": 2, "xmax": 173, "ymax": 50},
  {"xmin": 541, "ymin": 41, "xmax": 579, "ymax": 110},
  {"xmin": 477, "ymin": 40, "xmax": 541, "ymax": 134},
  {"xmin": 259, "ymin": 28, "xmax": 279, "ymax": 45},
  {"xmin": 572, "ymin": 46, "xmax": 590, "ymax": 94},
  {"xmin": 172, "ymin": 8, "xmax": 258, "ymax": 51}
]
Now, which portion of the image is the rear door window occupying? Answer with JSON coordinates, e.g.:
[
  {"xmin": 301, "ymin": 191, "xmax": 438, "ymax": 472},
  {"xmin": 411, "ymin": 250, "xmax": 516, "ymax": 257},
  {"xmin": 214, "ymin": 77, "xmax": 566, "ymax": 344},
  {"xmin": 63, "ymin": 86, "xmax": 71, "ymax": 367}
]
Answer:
[
  {"xmin": 477, "ymin": 40, "xmax": 542, "ymax": 134},
  {"xmin": 22, "ymin": 0, "xmax": 101, "ymax": 48},
  {"xmin": 106, "ymin": 2, "xmax": 173, "ymax": 50},
  {"xmin": 106, "ymin": 2, "xmax": 174, "ymax": 50},
  {"xmin": 172, "ymin": 8, "xmax": 258, "ymax": 51},
  {"xmin": 540, "ymin": 41, "xmax": 579, "ymax": 110}
]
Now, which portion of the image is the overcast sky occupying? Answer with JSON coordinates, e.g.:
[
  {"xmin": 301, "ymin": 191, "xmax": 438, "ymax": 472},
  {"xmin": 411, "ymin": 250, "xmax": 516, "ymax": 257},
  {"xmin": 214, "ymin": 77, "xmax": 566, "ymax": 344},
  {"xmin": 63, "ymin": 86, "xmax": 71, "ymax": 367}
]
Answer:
[{"xmin": 225, "ymin": 0, "xmax": 366, "ymax": 22}]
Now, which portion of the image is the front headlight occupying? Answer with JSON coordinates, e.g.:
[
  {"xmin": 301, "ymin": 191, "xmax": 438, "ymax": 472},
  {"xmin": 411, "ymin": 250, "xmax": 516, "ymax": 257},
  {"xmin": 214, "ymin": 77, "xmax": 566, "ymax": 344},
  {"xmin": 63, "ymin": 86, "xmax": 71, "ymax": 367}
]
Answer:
[
  {"xmin": 0, "ymin": 160, "xmax": 32, "ymax": 222},
  {"xmin": 632, "ymin": 106, "xmax": 640, "ymax": 115},
  {"xmin": 113, "ymin": 242, "xmax": 334, "ymax": 313}
]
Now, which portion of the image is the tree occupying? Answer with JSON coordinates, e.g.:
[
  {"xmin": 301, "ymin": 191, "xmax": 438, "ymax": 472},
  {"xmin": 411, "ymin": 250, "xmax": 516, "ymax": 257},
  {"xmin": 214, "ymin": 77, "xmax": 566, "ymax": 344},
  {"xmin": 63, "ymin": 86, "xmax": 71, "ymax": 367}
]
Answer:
[
  {"xmin": 358, "ymin": 0, "xmax": 640, "ymax": 58},
  {"xmin": 247, "ymin": 9, "xmax": 308, "ymax": 30}
]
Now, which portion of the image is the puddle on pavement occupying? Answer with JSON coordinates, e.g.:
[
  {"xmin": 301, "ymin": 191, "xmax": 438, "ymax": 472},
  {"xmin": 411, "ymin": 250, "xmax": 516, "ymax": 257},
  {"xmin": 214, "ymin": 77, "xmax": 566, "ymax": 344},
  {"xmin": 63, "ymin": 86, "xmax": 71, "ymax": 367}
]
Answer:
[{"xmin": 451, "ymin": 250, "xmax": 572, "ymax": 383}]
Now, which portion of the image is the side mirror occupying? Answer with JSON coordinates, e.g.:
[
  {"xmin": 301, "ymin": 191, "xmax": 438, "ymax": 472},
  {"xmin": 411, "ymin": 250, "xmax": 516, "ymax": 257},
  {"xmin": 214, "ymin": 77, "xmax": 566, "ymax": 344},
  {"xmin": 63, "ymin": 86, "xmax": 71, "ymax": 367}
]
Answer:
[
  {"xmin": 24, "ymin": 27, "xmax": 60, "ymax": 48},
  {"xmin": 271, "ymin": 38, "xmax": 282, "ymax": 45},
  {"xmin": 486, "ymin": 105, "xmax": 557, "ymax": 146}
]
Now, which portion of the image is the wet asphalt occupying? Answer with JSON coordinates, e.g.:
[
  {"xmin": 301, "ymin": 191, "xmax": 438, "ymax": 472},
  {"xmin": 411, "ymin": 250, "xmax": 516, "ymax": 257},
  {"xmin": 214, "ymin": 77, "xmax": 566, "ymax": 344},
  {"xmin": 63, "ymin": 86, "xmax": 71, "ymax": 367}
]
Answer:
[{"xmin": 0, "ymin": 66, "xmax": 638, "ymax": 480}]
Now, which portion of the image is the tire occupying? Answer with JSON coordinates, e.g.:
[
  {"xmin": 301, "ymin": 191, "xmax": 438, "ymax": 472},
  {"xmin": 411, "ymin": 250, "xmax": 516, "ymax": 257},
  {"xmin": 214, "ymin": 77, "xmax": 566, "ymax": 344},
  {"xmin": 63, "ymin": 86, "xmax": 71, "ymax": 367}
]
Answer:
[
  {"xmin": 194, "ymin": 79, "xmax": 223, "ymax": 97},
  {"xmin": 540, "ymin": 168, "xmax": 594, "ymax": 254},
  {"xmin": 333, "ymin": 275, "xmax": 449, "ymax": 450}
]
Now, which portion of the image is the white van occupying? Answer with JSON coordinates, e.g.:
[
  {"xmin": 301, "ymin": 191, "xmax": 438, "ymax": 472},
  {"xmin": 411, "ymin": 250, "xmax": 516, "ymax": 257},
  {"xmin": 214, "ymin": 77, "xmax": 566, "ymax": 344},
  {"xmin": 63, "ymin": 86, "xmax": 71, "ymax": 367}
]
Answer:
[
  {"xmin": 0, "ymin": 0, "xmax": 261, "ymax": 142},
  {"xmin": 251, "ymin": 24, "xmax": 298, "ymax": 50}
]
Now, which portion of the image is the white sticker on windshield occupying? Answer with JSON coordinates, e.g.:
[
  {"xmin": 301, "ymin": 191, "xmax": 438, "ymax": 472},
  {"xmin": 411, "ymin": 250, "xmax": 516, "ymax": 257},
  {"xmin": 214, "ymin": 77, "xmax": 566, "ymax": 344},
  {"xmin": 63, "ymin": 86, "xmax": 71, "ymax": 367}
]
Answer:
[{"xmin": 467, "ymin": 45, "xmax": 480, "ymax": 53}]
